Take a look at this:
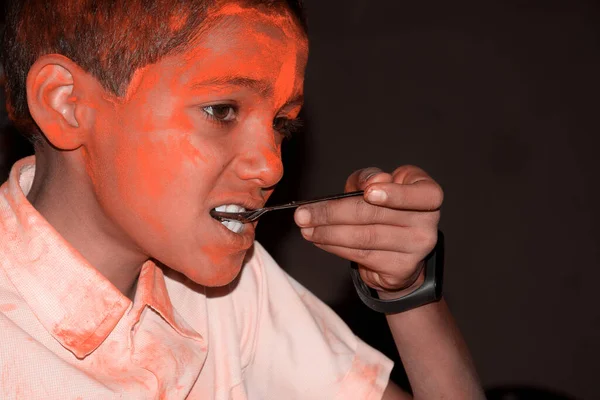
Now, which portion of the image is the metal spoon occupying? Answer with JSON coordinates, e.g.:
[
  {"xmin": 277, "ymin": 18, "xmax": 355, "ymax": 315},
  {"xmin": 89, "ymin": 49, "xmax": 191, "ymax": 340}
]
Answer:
[{"xmin": 210, "ymin": 190, "xmax": 365, "ymax": 223}]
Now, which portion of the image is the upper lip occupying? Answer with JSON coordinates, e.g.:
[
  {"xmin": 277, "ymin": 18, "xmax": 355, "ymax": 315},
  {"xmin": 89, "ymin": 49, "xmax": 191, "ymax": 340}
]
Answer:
[{"xmin": 209, "ymin": 195, "xmax": 265, "ymax": 212}]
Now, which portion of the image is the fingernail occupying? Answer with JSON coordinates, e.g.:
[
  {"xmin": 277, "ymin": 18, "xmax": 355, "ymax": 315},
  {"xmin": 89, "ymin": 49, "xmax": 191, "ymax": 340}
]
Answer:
[
  {"xmin": 364, "ymin": 172, "xmax": 378, "ymax": 182},
  {"xmin": 295, "ymin": 208, "xmax": 311, "ymax": 226},
  {"xmin": 367, "ymin": 189, "xmax": 387, "ymax": 203},
  {"xmin": 301, "ymin": 227, "xmax": 314, "ymax": 237}
]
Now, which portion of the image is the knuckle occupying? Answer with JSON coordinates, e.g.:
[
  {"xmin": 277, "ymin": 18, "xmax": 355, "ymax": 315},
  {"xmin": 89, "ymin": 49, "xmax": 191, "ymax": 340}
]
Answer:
[
  {"xmin": 310, "ymin": 226, "xmax": 325, "ymax": 242},
  {"xmin": 391, "ymin": 252, "xmax": 408, "ymax": 269},
  {"xmin": 423, "ymin": 211, "xmax": 441, "ymax": 227},
  {"xmin": 358, "ymin": 267, "xmax": 373, "ymax": 284},
  {"xmin": 321, "ymin": 227, "xmax": 335, "ymax": 243},
  {"xmin": 355, "ymin": 248, "xmax": 373, "ymax": 261},
  {"xmin": 392, "ymin": 165, "xmax": 413, "ymax": 176},
  {"xmin": 354, "ymin": 226, "xmax": 377, "ymax": 247},
  {"xmin": 323, "ymin": 202, "xmax": 335, "ymax": 224},
  {"xmin": 431, "ymin": 184, "xmax": 444, "ymax": 208},
  {"xmin": 354, "ymin": 198, "xmax": 379, "ymax": 222},
  {"xmin": 413, "ymin": 229, "xmax": 437, "ymax": 251},
  {"xmin": 311, "ymin": 204, "xmax": 330, "ymax": 224},
  {"xmin": 379, "ymin": 272, "xmax": 407, "ymax": 290},
  {"xmin": 393, "ymin": 165, "xmax": 423, "ymax": 182},
  {"xmin": 391, "ymin": 256, "xmax": 414, "ymax": 279}
]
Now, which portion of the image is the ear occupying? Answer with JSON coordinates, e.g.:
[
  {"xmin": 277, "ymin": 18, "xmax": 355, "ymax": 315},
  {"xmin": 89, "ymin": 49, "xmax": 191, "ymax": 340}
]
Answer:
[{"xmin": 26, "ymin": 54, "xmax": 97, "ymax": 150}]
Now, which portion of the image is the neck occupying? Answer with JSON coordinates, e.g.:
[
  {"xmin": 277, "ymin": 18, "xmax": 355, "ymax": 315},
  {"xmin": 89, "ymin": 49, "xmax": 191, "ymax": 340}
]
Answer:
[{"xmin": 27, "ymin": 147, "xmax": 147, "ymax": 300}]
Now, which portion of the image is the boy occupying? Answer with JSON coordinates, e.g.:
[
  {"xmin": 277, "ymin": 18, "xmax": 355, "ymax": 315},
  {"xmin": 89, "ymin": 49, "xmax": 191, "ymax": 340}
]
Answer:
[{"xmin": 0, "ymin": 0, "xmax": 484, "ymax": 398}]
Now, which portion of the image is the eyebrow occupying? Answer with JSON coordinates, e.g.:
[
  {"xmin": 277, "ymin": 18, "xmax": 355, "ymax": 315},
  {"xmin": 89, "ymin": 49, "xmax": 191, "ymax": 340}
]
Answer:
[
  {"xmin": 190, "ymin": 75, "xmax": 273, "ymax": 98},
  {"xmin": 189, "ymin": 75, "xmax": 304, "ymax": 109}
]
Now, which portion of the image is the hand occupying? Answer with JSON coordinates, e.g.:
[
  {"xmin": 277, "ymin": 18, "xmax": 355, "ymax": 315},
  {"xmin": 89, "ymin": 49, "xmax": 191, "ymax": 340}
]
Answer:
[{"xmin": 294, "ymin": 166, "xmax": 443, "ymax": 296}]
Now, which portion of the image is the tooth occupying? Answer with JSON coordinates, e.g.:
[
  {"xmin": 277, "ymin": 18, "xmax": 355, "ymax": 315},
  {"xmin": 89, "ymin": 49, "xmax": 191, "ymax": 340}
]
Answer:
[
  {"xmin": 232, "ymin": 221, "xmax": 243, "ymax": 233},
  {"xmin": 215, "ymin": 205, "xmax": 227, "ymax": 212},
  {"xmin": 225, "ymin": 204, "xmax": 238, "ymax": 213}
]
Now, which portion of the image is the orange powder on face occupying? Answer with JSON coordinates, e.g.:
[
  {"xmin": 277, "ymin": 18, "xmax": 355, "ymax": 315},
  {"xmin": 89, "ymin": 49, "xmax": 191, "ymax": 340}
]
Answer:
[
  {"xmin": 195, "ymin": 244, "xmax": 248, "ymax": 286},
  {"xmin": 74, "ymin": 2, "xmax": 306, "ymax": 291},
  {"xmin": 273, "ymin": 50, "xmax": 297, "ymax": 109},
  {"xmin": 123, "ymin": 65, "xmax": 159, "ymax": 104}
]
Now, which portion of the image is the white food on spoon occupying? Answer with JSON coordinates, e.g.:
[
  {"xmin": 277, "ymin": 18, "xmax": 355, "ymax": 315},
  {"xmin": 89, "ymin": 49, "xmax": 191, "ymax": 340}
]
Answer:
[{"xmin": 213, "ymin": 204, "xmax": 246, "ymax": 234}]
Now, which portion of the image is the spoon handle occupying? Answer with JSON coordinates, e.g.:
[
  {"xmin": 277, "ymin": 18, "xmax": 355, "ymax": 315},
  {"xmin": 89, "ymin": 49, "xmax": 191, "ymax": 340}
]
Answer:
[
  {"xmin": 265, "ymin": 190, "xmax": 365, "ymax": 212},
  {"xmin": 210, "ymin": 190, "xmax": 365, "ymax": 223}
]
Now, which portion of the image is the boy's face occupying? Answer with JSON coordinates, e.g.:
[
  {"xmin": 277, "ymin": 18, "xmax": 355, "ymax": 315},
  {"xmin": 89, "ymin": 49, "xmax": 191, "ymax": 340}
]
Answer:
[{"xmin": 83, "ymin": 5, "xmax": 307, "ymax": 286}]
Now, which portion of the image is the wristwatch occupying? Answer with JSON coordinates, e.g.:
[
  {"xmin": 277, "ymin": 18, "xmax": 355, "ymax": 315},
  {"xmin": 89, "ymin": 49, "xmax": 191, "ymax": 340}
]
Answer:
[{"xmin": 350, "ymin": 230, "xmax": 444, "ymax": 314}]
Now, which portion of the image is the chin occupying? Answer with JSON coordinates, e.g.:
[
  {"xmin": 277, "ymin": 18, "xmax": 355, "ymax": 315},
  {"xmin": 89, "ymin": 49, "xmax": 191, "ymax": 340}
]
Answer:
[{"xmin": 180, "ymin": 250, "xmax": 247, "ymax": 287}]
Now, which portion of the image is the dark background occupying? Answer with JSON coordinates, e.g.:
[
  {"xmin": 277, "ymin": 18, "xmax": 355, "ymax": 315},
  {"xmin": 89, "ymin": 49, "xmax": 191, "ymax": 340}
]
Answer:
[{"xmin": 1, "ymin": 1, "xmax": 599, "ymax": 399}]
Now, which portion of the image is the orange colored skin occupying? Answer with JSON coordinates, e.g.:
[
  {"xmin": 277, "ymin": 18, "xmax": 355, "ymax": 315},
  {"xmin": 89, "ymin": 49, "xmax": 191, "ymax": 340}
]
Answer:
[{"xmin": 25, "ymin": 4, "xmax": 308, "ymax": 296}]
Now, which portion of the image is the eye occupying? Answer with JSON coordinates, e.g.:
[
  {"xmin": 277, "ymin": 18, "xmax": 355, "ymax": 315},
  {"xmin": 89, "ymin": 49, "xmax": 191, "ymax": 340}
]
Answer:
[
  {"xmin": 202, "ymin": 105, "xmax": 237, "ymax": 122},
  {"xmin": 273, "ymin": 116, "xmax": 303, "ymax": 140}
]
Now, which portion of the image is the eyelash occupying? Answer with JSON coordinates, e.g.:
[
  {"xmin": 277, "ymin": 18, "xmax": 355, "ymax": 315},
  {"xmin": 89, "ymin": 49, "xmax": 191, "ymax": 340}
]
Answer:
[{"xmin": 201, "ymin": 104, "xmax": 303, "ymax": 140}]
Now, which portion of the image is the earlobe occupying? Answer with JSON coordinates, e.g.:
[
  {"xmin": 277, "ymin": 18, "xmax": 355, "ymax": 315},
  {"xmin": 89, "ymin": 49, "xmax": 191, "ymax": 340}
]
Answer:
[{"xmin": 26, "ymin": 55, "xmax": 88, "ymax": 150}]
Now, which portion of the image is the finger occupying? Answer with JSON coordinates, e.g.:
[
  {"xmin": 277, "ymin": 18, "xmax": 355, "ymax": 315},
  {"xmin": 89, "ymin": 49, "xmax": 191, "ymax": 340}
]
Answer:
[
  {"xmin": 391, "ymin": 165, "xmax": 434, "ymax": 185},
  {"xmin": 300, "ymin": 224, "xmax": 437, "ymax": 255},
  {"xmin": 358, "ymin": 261, "xmax": 424, "ymax": 292},
  {"xmin": 311, "ymin": 243, "xmax": 423, "ymax": 286},
  {"xmin": 345, "ymin": 168, "xmax": 393, "ymax": 192},
  {"xmin": 294, "ymin": 195, "xmax": 440, "ymax": 227},
  {"xmin": 364, "ymin": 180, "xmax": 444, "ymax": 211}
]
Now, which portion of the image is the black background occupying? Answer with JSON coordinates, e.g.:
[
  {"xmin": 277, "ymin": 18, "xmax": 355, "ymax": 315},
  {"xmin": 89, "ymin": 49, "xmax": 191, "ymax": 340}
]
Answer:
[{"xmin": 2, "ymin": 1, "xmax": 599, "ymax": 398}]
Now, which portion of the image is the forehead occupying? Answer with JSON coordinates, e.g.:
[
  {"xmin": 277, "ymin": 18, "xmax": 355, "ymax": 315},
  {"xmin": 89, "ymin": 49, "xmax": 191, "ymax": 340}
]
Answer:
[
  {"xmin": 124, "ymin": 4, "xmax": 308, "ymax": 101},
  {"xmin": 183, "ymin": 4, "xmax": 307, "ymax": 78}
]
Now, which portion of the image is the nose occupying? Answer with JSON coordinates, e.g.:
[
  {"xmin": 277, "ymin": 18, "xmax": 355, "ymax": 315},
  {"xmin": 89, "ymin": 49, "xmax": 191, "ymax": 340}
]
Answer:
[{"xmin": 233, "ymin": 139, "xmax": 284, "ymax": 189}]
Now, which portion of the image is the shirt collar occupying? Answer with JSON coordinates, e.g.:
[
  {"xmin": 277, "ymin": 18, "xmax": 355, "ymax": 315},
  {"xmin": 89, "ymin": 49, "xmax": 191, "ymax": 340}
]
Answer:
[
  {"xmin": 0, "ymin": 157, "xmax": 202, "ymax": 358},
  {"xmin": 133, "ymin": 260, "xmax": 204, "ymax": 342}
]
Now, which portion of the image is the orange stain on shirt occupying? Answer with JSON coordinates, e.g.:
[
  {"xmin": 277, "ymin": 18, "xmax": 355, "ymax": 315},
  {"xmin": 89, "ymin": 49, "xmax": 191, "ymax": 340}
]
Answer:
[
  {"xmin": 350, "ymin": 360, "xmax": 382, "ymax": 389},
  {"xmin": 0, "ymin": 303, "xmax": 17, "ymax": 312}
]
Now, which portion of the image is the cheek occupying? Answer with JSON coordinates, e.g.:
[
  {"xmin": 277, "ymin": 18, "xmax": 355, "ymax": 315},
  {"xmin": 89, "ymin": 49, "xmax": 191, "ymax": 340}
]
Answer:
[
  {"xmin": 121, "ymin": 110, "xmax": 209, "ymax": 199},
  {"xmin": 130, "ymin": 137, "xmax": 185, "ymax": 199},
  {"xmin": 94, "ymin": 124, "xmax": 211, "ymax": 235}
]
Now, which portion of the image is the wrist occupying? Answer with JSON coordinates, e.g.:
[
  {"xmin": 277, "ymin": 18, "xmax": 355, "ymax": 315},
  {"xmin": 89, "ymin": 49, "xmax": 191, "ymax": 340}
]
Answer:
[{"xmin": 349, "ymin": 230, "xmax": 445, "ymax": 314}]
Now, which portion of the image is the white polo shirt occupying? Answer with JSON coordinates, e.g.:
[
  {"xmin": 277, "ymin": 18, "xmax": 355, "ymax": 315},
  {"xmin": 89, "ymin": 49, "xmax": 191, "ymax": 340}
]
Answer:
[{"xmin": 0, "ymin": 157, "xmax": 393, "ymax": 399}]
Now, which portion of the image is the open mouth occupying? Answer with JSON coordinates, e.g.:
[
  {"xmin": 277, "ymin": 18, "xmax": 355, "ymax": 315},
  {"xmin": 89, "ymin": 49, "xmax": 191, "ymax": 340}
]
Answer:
[{"xmin": 211, "ymin": 204, "xmax": 246, "ymax": 234}]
